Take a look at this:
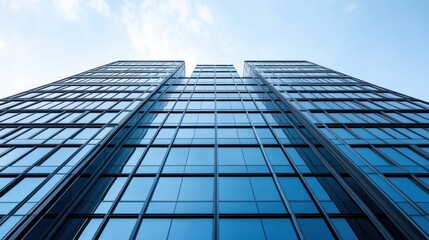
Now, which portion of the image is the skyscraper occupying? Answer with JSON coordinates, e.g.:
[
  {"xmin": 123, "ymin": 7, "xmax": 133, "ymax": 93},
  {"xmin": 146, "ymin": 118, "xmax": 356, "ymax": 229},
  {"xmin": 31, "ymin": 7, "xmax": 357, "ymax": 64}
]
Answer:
[{"xmin": 0, "ymin": 60, "xmax": 427, "ymax": 239}]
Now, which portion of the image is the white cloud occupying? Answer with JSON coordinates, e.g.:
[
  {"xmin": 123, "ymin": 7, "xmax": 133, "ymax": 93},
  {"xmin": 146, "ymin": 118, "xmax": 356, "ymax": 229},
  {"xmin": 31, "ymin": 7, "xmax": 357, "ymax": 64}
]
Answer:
[
  {"xmin": 121, "ymin": 0, "xmax": 215, "ymax": 75},
  {"xmin": 0, "ymin": 40, "xmax": 5, "ymax": 50},
  {"xmin": 53, "ymin": 0, "xmax": 82, "ymax": 22},
  {"xmin": 197, "ymin": 5, "xmax": 213, "ymax": 24},
  {"xmin": 88, "ymin": 0, "xmax": 110, "ymax": 16},
  {"xmin": 344, "ymin": 2, "xmax": 357, "ymax": 13},
  {"xmin": 51, "ymin": 0, "xmax": 111, "ymax": 21},
  {"xmin": 6, "ymin": 0, "xmax": 40, "ymax": 11}
]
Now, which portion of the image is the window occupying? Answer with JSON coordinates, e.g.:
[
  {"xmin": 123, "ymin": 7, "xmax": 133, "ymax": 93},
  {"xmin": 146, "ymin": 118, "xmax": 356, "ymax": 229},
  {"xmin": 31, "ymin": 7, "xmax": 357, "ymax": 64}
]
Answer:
[
  {"xmin": 77, "ymin": 113, "xmax": 99, "ymax": 123},
  {"xmin": 279, "ymin": 177, "xmax": 318, "ymax": 214},
  {"xmin": 114, "ymin": 148, "xmax": 145, "ymax": 173},
  {"xmin": 41, "ymin": 147, "xmax": 78, "ymax": 167},
  {"xmin": 136, "ymin": 218, "xmax": 213, "ymax": 240},
  {"xmin": 217, "ymin": 128, "xmax": 257, "ymax": 144},
  {"xmin": 297, "ymin": 218, "xmax": 334, "ymax": 240},
  {"xmin": 218, "ymin": 148, "xmax": 268, "ymax": 173},
  {"xmin": 139, "ymin": 113, "xmax": 167, "ymax": 126},
  {"xmin": 181, "ymin": 113, "xmax": 215, "ymax": 125},
  {"xmin": 217, "ymin": 101, "xmax": 244, "ymax": 110},
  {"xmin": 219, "ymin": 177, "xmax": 285, "ymax": 214},
  {"xmin": 153, "ymin": 128, "xmax": 176, "ymax": 144},
  {"xmin": 127, "ymin": 128, "xmax": 157, "ymax": 144},
  {"xmin": 72, "ymin": 128, "xmax": 100, "ymax": 142},
  {"xmin": 305, "ymin": 177, "xmax": 361, "ymax": 214},
  {"xmin": 264, "ymin": 147, "xmax": 294, "ymax": 173},
  {"xmin": 388, "ymin": 178, "xmax": 429, "ymax": 210},
  {"xmin": 138, "ymin": 148, "xmax": 168, "ymax": 173},
  {"xmin": 264, "ymin": 113, "xmax": 289, "ymax": 126},
  {"xmin": 284, "ymin": 148, "xmax": 315, "ymax": 173},
  {"xmin": 331, "ymin": 218, "xmax": 382, "ymax": 239},
  {"xmin": 378, "ymin": 148, "xmax": 424, "ymax": 173},
  {"xmin": 99, "ymin": 218, "xmax": 136, "ymax": 240},
  {"xmin": 164, "ymin": 113, "xmax": 182, "ymax": 125},
  {"xmin": 175, "ymin": 128, "xmax": 215, "ymax": 144},
  {"xmin": 331, "ymin": 128, "xmax": 356, "ymax": 140},
  {"xmin": 272, "ymin": 128, "xmax": 304, "ymax": 144},
  {"xmin": 164, "ymin": 148, "xmax": 214, "ymax": 173},
  {"xmin": 94, "ymin": 113, "xmax": 117, "ymax": 124},
  {"xmin": 249, "ymin": 113, "xmax": 267, "ymax": 125},
  {"xmin": 255, "ymin": 128, "xmax": 277, "ymax": 144},
  {"xmin": 0, "ymin": 178, "xmax": 14, "ymax": 191},
  {"xmin": 353, "ymin": 148, "xmax": 401, "ymax": 173},
  {"xmin": 116, "ymin": 177, "xmax": 155, "ymax": 213},
  {"xmin": 217, "ymin": 113, "xmax": 250, "ymax": 126},
  {"xmin": 148, "ymin": 177, "xmax": 213, "ymax": 214},
  {"xmin": 52, "ymin": 128, "xmax": 79, "ymax": 141},
  {"xmin": 0, "ymin": 177, "xmax": 45, "ymax": 214},
  {"xmin": 78, "ymin": 219, "xmax": 103, "ymax": 239},
  {"xmin": 0, "ymin": 148, "xmax": 32, "ymax": 167},
  {"xmin": 219, "ymin": 218, "xmax": 297, "ymax": 240}
]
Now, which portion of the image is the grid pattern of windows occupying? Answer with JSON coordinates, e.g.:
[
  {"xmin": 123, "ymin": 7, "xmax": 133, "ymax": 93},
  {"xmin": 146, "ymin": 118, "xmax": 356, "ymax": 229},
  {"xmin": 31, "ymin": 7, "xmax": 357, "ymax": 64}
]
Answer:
[
  {"xmin": 0, "ymin": 61, "xmax": 184, "ymax": 239},
  {"xmin": 12, "ymin": 63, "xmax": 387, "ymax": 240},
  {"xmin": 0, "ymin": 60, "xmax": 427, "ymax": 239},
  {"xmin": 246, "ymin": 61, "xmax": 429, "ymax": 239}
]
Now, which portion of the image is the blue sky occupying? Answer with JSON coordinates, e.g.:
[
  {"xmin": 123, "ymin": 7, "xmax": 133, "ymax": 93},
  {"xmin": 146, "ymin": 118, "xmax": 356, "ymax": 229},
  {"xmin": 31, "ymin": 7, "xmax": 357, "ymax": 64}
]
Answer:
[{"xmin": 0, "ymin": 0, "xmax": 428, "ymax": 100}]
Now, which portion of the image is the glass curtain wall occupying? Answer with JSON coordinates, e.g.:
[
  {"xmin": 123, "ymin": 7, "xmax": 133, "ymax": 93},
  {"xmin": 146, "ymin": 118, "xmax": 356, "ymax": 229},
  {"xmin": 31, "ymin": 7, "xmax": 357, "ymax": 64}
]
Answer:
[
  {"xmin": 20, "ymin": 63, "xmax": 392, "ymax": 240},
  {"xmin": 0, "ymin": 60, "xmax": 427, "ymax": 239},
  {"xmin": 245, "ymin": 61, "xmax": 429, "ymax": 239},
  {"xmin": 0, "ymin": 61, "xmax": 184, "ymax": 239}
]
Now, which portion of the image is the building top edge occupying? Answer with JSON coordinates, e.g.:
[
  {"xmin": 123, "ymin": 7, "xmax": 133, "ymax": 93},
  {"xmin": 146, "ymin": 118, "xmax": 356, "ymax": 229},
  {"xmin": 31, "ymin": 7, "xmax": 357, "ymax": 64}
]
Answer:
[{"xmin": 245, "ymin": 60, "xmax": 309, "ymax": 62}]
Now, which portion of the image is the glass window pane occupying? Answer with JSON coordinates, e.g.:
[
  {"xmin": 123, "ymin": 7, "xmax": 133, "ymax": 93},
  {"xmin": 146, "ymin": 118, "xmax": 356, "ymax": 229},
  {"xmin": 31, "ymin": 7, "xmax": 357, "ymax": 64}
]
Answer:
[
  {"xmin": 152, "ymin": 178, "xmax": 181, "ymax": 201},
  {"xmin": 389, "ymin": 178, "xmax": 428, "ymax": 202},
  {"xmin": 331, "ymin": 219, "xmax": 358, "ymax": 240},
  {"xmin": 0, "ymin": 178, "xmax": 14, "ymax": 190},
  {"xmin": 187, "ymin": 148, "xmax": 214, "ymax": 165},
  {"xmin": 140, "ymin": 148, "xmax": 168, "ymax": 172},
  {"xmin": 264, "ymin": 147, "xmax": 294, "ymax": 173},
  {"xmin": 219, "ymin": 219, "xmax": 265, "ymax": 240},
  {"xmin": 262, "ymin": 219, "xmax": 298, "ymax": 240},
  {"xmin": 136, "ymin": 219, "xmax": 171, "ymax": 240},
  {"xmin": 121, "ymin": 177, "xmax": 155, "ymax": 201},
  {"xmin": 0, "ymin": 148, "xmax": 32, "ymax": 167},
  {"xmin": 99, "ymin": 218, "xmax": 136, "ymax": 240},
  {"xmin": 219, "ymin": 177, "xmax": 284, "ymax": 214},
  {"xmin": 104, "ymin": 178, "xmax": 127, "ymax": 201},
  {"xmin": 169, "ymin": 219, "xmax": 213, "ymax": 240},
  {"xmin": 250, "ymin": 177, "xmax": 281, "ymax": 201},
  {"xmin": 78, "ymin": 219, "xmax": 102, "ymax": 240},
  {"xmin": 0, "ymin": 177, "xmax": 44, "ymax": 202},
  {"xmin": 219, "ymin": 177, "xmax": 253, "ymax": 201},
  {"xmin": 297, "ymin": 218, "xmax": 334, "ymax": 240},
  {"xmin": 41, "ymin": 147, "xmax": 78, "ymax": 166},
  {"xmin": 279, "ymin": 177, "xmax": 318, "ymax": 214},
  {"xmin": 13, "ymin": 148, "xmax": 53, "ymax": 166},
  {"xmin": 178, "ymin": 177, "xmax": 213, "ymax": 201}
]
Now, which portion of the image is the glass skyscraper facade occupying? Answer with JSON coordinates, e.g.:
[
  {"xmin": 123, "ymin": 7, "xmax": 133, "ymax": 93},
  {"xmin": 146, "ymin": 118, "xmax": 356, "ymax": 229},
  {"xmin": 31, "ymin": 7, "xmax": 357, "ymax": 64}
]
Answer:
[{"xmin": 0, "ymin": 60, "xmax": 428, "ymax": 239}]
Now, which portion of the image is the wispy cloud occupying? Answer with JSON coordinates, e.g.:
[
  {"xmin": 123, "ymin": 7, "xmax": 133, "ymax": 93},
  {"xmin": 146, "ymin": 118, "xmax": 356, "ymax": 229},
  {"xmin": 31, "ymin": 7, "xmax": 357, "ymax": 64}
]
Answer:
[
  {"xmin": 5, "ymin": 0, "xmax": 40, "ymax": 11},
  {"xmin": 197, "ymin": 5, "xmax": 213, "ymax": 24},
  {"xmin": 53, "ymin": 0, "xmax": 82, "ymax": 21},
  {"xmin": 121, "ymin": 0, "xmax": 215, "ymax": 75},
  {"xmin": 88, "ymin": 0, "xmax": 110, "ymax": 16},
  {"xmin": 50, "ymin": 0, "xmax": 111, "ymax": 21}
]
